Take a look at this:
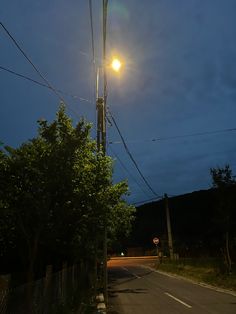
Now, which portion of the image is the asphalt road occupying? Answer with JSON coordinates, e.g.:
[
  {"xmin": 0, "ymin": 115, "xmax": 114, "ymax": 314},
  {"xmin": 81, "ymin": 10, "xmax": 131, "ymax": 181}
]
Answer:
[{"xmin": 108, "ymin": 257, "xmax": 236, "ymax": 314}]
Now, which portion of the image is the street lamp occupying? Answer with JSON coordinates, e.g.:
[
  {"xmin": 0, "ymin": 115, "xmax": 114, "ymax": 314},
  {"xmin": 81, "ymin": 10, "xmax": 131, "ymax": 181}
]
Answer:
[{"xmin": 111, "ymin": 57, "xmax": 122, "ymax": 72}]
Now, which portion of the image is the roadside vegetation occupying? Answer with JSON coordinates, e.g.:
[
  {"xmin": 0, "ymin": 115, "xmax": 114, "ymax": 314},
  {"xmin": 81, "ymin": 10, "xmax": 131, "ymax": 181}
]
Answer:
[
  {"xmin": 158, "ymin": 258, "xmax": 236, "ymax": 292},
  {"xmin": 0, "ymin": 105, "xmax": 135, "ymax": 312}
]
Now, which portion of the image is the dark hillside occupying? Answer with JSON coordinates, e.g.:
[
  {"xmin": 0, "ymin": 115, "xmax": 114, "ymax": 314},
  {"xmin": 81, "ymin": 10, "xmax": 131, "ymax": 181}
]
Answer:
[{"xmin": 125, "ymin": 189, "xmax": 227, "ymax": 257}]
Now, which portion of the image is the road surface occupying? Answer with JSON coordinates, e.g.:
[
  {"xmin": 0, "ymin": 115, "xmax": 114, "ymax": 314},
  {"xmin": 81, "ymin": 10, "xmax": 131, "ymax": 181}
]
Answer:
[{"xmin": 108, "ymin": 257, "xmax": 236, "ymax": 314}]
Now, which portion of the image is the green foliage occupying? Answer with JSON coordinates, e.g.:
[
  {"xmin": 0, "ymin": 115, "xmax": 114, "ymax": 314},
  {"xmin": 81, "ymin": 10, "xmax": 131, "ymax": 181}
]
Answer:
[
  {"xmin": 210, "ymin": 165, "xmax": 236, "ymax": 232},
  {"xmin": 210, "ymin": 164, "xmax": 236, "ymax": 188},
  {"xmin": 0, "ymin": 105, "xmax": 135, "ymax": 273},
  {"xmin": 159, "ymin": 258, "xmax": 236, "ymax": 291}
]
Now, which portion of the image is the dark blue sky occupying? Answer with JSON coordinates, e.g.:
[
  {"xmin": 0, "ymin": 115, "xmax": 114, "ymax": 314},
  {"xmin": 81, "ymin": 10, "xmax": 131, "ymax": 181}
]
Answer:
[{"xmin": 1, "ymin": 0, "xmax": 236, "ymax": 204}]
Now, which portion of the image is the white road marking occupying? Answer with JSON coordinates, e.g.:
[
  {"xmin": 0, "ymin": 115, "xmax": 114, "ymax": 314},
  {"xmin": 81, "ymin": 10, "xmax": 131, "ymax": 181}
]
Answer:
[
  {"xmin": 165, "ymin": 292, "xmax": 192, "ymax": 308},
  {"xmin": 140, "ymin": 265, "xmax": 236, "ymax": 297},
  {"xmin": 122, "ymin": 267, "xmax": 141, "ymax": 279}
]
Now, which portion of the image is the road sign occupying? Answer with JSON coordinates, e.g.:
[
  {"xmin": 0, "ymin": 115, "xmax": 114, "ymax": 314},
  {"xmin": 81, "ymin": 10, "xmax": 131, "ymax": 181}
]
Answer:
[{"xmin": 153, "ymin": 237, "xmax": 159, "ymax": 245}]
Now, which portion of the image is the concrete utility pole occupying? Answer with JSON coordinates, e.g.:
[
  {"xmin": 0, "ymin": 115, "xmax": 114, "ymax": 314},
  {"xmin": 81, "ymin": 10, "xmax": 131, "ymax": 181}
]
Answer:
[
  {"xmin": 95, "ymin": 0, "xmax": 109, "ymax": 306},
  {"xmin": 102, "ymin": 0, "xmax": 108, "ymax": 306},
  {"xmin": 96, "ymin": 1, "xmax": 122, "ymax": 304},
  {"xmin": 164, "ymin": 193, "xmax": 174, "ymax": 260}
]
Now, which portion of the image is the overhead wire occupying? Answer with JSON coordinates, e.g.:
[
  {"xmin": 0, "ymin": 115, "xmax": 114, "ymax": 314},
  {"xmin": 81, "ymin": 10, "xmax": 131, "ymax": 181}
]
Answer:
[
  {"xmin": 108, "ymin": 143, "xmax": 153, "ymax": 197},
  {"xmin": 109, "ymin": 127, "xmax": 236, "ymax": 144},
  {"xmin": 88, "ymin": 0, "xmax": 96, "ymax": 102},
  {"xmin": 0, "ymin": 21, "xmax": 81, "ymax": 118},
  {"xmin": 107, "ymin": 110, "xmax": 161, "ymax": 198},
  {"xmin": 0, "ymin": 65, "xmax": 92, "ymax": 103},
  {"xmin": 89, "ymin": 0, "xmax": 95, "ymax": 65},
  {"xmin": 103, "ymin": 0, "xmax": 108, "ymax": 103},
  {"xmin": 1, "ymin": 22, "xmax": 59, "ymax": 96},
  {"xmin": 103, "ymin": 0, "xmax": 109, "ymax": 155},
  {"xmin": 132, "ymin": 196, "xmax": 163, "ymax": 206},
  {"xmin": 0, "ymin": 21, "xmax": 92, "ymax": 120}
]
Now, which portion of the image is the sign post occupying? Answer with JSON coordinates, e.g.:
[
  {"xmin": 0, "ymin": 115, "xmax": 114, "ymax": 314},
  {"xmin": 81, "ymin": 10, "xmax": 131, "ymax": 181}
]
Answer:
[{"xmin": 153, "ymin": 237, "xmax": 159, "ymax": 256}]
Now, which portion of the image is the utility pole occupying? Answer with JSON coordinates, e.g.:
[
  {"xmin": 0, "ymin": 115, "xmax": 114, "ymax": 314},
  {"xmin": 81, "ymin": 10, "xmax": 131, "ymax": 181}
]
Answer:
[
  {"xmin": 102, "ymin": 0, "xmax": 108, "ymax": 305},
  {"xmin": 164, "ymin": 193, "xmax": 174, "ymax": 260},
  {"xmin": 95, "ymin": 0, "xmax": 109, "ymax": 306},
  {"xmin": 96, "ymin": 83, "xmax": 108, "ymax": 305},
  {"xmin": 96, "ymin": 0, "xmax": 121, "ymax": 304}
]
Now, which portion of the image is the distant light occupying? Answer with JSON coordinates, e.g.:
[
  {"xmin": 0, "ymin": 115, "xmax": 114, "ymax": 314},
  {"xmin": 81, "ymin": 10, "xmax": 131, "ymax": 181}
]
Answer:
[{"xmin": 111, "ymin": 58, "xmax": 122, "ymax": 72}]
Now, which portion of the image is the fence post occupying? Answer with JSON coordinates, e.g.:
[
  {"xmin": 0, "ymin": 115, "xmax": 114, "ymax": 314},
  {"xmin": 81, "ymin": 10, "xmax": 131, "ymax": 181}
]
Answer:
[
  {"xmin": 61, "ymin": 262, "xmax": 67, "ymax": 303},
  {"xmin": 44, "ymin": 265, "xmax": 52, "ymax": 312}
]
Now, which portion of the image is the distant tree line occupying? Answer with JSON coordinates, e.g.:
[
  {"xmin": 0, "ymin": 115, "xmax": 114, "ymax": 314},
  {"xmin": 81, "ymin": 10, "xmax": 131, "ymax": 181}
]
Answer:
[
  {"xmin": 0, "ymin": 105, "xmax": 135, "ymax": 285},
  {"xmin": 210, "ymin": 165, "xmax": 236, "ymax": 273}
]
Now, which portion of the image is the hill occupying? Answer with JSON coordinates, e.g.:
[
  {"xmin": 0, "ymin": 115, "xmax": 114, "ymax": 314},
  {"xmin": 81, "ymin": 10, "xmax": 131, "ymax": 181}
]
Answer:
[{"xmin": 123, "ymin": 188, "xmax": 226, "ymax": 257}]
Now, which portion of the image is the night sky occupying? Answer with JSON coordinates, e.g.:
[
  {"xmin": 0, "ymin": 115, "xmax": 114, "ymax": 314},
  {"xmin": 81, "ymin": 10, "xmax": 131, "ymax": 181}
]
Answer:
[{"xmin": 1, "ymin": 0, "xmax": 236, "ymax": 204}]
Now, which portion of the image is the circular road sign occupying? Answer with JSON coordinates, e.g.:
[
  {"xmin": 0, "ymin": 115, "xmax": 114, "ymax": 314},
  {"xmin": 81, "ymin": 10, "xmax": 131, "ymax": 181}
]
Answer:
[{"xmin": 153, "ymin": 237, "xmax": 159, "ymax": 245}]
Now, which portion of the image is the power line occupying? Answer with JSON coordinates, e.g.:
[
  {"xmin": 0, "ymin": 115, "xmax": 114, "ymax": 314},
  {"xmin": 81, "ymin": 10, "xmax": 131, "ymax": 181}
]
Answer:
[
  {"xmin": 0, "ymin": 21, "xmax": 89, "ymax": 119},
  {"xmin": 0, "ymin": 22, "xmax": 77, "ymax": 111},
  {"xmin": 89, "ymin": 0, "xmax": 96, "ymax": 70},
  {"xmin": 103, "ymin": 0, "xmax": 109, "ymax": 158},
  {"xmin": 109, "ymin": 127, "xmax": 236, "ymax": 144},
  {"xmin": 108, "ymin": 110, "xmax": 161, "ymax": 198},
  {"xmin": 0, "ymin": 65, "xmax": 92, "ymax": 103},
  {"xmin": 103, "ymin": 0, "xmax": 108, "ymax": 102},
  {"xmin": 88, "ymin": 0, "xmax": 98, "ymax": 132},
  {"xmin": 108, "ymin": 143, "xmax": 153, "ymax": 198},
  {"xmin": 132, "ymin": 196, "xmax": 163, "ymax": 206},
  {"xmin": 88, "ymin": 0, "xmax": 96, "ymax": 101}
]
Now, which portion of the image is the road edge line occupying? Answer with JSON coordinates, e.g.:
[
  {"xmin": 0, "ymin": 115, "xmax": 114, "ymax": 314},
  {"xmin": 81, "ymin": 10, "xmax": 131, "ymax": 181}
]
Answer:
[
  {"xmin": 164, "ymin": 292, "xmax": 192, "ymax": 308},
  {"xmin": 140, "ymin": 265, "xmax": 236, "ymax": 297}
]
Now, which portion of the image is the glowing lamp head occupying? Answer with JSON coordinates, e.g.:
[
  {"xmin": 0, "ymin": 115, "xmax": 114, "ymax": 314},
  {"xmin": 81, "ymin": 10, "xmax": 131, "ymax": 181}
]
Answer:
[{"xmin": 111, "ymin": 58, "xmax": 122, "ymax": 72}]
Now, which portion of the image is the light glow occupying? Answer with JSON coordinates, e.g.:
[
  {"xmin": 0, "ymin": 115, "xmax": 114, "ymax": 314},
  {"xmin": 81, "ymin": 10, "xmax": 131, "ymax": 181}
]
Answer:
[{"xmin": 111, "ymin": 58, "xmax": 122, "ymax": 72}]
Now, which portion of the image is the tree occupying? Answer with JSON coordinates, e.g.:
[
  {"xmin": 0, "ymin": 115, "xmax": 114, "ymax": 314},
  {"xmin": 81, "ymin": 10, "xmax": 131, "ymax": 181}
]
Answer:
[
  {"xmin": 0, "ymin": 105, "xmax": 135, "ymax": 283},
  {"xmin": 210, "ymin": 165, "xmax": 236, "ymax": 273}
]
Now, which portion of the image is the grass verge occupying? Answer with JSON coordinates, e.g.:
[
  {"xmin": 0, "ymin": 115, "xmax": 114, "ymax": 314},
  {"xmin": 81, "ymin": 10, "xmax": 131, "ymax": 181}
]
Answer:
[{"xmin": 157, "ymin": 258, "xmax": 236, "ymax": 292}]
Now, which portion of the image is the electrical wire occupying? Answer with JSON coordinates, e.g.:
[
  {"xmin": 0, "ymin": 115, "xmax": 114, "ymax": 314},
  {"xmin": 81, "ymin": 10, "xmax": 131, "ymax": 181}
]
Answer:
[
  {"xmin": 103, "ymin": 0, "xmax": 108, "ymax": 102},
  {"xmin": 132, "ymin": 196, "xmax": 163, "ymax": 206},
  {"xmin": 0, "ymin": 21, "xmax": 90, "ymax": 120},
  {"xmin": 0, "ymin": 21, "xmax": 82, "ymax": 117},
  {"xmin": 108, "ymin": 110, "xmax": 161, "ymax": 198},
  {"xmin": 0, "ymin": 65, "xmax": 92, "ymax": 103},
  {"xmin": 109, "ymin": 127, "xmax": 236, "ymax": 144},
  {"xmin": 88, "ymin": 0, "xmax": 96, "ymax": 102},
  {"xmin": 103, "ymin": 0, "xmax": 109, "ymax": 155},
  {"xmin": 89, "ymin": 0, "xmax": 95, "ymax": 68},
  {"xmin": 108, "ymin": 143, "xmax": 153, "ymax": 197},
  {"xmin": 1, "ymin": 23, "xmax": 57, "ymax": 93}
]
